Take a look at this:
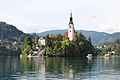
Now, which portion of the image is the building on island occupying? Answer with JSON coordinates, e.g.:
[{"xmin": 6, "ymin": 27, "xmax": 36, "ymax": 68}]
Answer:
[
  {"xmin": 39, "ymin": 37, "xmax": 46, "ymax": 46},
  {"xmin": 64, "ymin": 13, "xmax": 77, "ymax": 41}
]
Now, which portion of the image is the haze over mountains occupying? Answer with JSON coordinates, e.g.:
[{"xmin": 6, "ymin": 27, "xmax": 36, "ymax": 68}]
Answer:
[
  {"xmin": 0, "ymin": 21, "xmax": 120, "ymax": 46},
  {"xmin": 37, "ymin": 30, "xmax": 120, "ymax": 46}
]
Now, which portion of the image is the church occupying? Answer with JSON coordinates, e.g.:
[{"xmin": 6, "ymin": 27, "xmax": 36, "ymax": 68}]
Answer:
[{"xmin": 64, "ymin": 13, "xmax": 77, "ymax": 41}]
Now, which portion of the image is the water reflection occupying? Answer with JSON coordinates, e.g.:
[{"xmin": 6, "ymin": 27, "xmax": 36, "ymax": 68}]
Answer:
[
  {"xmin": 0, "ymin": 57, "xmax": 22, "ymax": 79},
  {"xmin": 1, "ymin": 56, "xmax": 120, "ymax": 79},
  {"xmin": 20, "ymin": 57, "xmax": 46, "ymax": 80},
  {"xmin": 45, "ymin": 57, "xmax": 90, "ymax": 80}
]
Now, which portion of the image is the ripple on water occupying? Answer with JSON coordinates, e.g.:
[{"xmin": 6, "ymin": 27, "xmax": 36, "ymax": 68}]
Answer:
[{"xmin": 1, "ymin": 56, "xmax": 120, "ymax": 80}]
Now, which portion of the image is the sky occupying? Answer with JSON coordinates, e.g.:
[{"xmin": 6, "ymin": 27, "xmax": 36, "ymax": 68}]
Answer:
[{"xmin": 0, "ymin": 0, "xmax": 120, "ymax": 33}]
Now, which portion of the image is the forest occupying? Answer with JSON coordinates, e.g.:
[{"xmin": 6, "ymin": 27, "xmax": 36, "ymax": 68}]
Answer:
[
  {"xmin": 0, "ymin": 22, "xmax": 26, "ymax": 56},
  {"xmin": 22, "ymin": 32, "xmax": 96, "ymax": 57}
]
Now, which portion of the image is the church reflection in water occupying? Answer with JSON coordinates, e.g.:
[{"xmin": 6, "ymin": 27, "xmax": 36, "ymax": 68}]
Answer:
[{"xmin": 1, "ymin": 56, "xmax": 120, "ymax": 79}]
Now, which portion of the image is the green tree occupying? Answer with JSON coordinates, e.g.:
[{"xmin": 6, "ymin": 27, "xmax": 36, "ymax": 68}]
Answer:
[
  {"xmin": 22, "ymin": 35, "xmax": 33, "ymax": 55},
  {"xmin": 34, "ymin": 37, "xmax": 39, "ymax": 45},
  {"xmin": 55, "ymin": 34, "xmax": 63, "ymax": 41},
  {"xmin": 45, "ymin": 32, "xmax": 96, "ymax": 57},
  {"xmin": 88, "ymin": 36, "xmax": 92, "ymax": 44}
]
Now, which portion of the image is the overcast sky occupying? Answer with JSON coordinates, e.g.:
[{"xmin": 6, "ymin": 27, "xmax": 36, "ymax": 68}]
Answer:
[{"xmin": 0, "ymin": 0, "xmax": 120, "ymax": 33}]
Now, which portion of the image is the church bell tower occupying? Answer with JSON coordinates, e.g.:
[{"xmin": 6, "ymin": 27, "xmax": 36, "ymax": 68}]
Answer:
[{"xmin": 68, "ymin": 13, "xmax": 75, "ymax": 41}]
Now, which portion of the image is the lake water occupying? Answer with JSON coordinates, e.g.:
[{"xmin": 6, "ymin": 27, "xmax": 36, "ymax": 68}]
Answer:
[{"xmin": 0, "ymin": 56, "xmax": 120, "ymax": 80}]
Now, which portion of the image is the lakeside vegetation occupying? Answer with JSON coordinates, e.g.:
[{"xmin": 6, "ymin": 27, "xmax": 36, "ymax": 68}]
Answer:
[
  {"xmin": 0, "ymin": 21, "xmax": 120, "ymax": 57},
  {"xmin": 98, "ymin": 38, "xmax": 120, "ymax": 55},
  {"xmin": 0, "ymin": 22, "xmax": 35, "ymax": 56},
  {"xmin": 0, "ymin": 22, "xmax": 26, "ymax": 56},
  {"xmin": 45, "ymin": 33, "xmax": 96, "ymax": 57},
  {"xmin": 22, "ymin": 34, "xmax": 39, "ymax": 56},
  {"xmin": 22, "ymin": 32, "xmax": 96, "ymax": 57}
]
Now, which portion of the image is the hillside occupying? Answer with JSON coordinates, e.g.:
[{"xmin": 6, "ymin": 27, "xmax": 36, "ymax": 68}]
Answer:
[
  {"xmin": 0, "ymin": 22, "xmax": 26, "ymax": 42},
  {"xmin": 97, "ymin": 32, "xmax": 120, "ymax": 45},
  {"xmin": 37, "ymin": 29, "xmax": 120, "ymax": 46},
  {"xmin": 0, "ymin": 21, "xmax": 120, "ymax": 56},
  {"xmin": 0, "ymin": 22, "xmax": 26, "ymax": 56}
]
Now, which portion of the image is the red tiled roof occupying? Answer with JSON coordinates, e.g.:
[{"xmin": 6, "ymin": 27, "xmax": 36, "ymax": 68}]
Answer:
[
  {"xmin": 74, "ymin": 32, "xmax": 77, "ymax": 39},
  {"xmin": 64, "ymin": 32, "xmax": 68, "ymax": 38},
  {"xmin": 64, "ymin": 32, "xmax": 77, "ymax": 39}
]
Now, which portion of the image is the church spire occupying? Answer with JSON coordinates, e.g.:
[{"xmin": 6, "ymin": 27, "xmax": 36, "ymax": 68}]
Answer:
[
  {"xmin": 70, "ymin": 12, "xmax": 72, "ymax": 18},
  {"xmin": 69, "ymin": 12, "xmax": 73, "ymax": 24}
]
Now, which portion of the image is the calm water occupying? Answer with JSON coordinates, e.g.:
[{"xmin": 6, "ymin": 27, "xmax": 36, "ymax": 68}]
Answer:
[{"xmin": 0, "ymin": 56, "xmax": 120, "ymax": 80}]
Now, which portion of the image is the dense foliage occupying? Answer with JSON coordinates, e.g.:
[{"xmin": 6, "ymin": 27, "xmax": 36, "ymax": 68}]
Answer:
[
  {"xmin": 98, "ymin": 38, "xmax": 120, "ymax": 55},
  {"xmin": 22, "ymin": 33, "xmax": 96, "ymax": 57},
  {"xmin": 0, "ymin": 22, "xmax": 25, "ymax": 41},
  {"xmin": 22, "ymin": 34, "xmax": 40, "ymax": 56},
  {"xmin": 0, "ymin": 22, "xmax": 26, "ymax": 56},
  {"xmin": 22, "ymin": 35, "xmax": 33, "ymax": 56},
  {"xmin": 37, "ymin": 30, "xmax": 120, "ymax": 46},
  {"xmin": 45, "ymin": 33, "xmax": 96, "ymax": 57}
]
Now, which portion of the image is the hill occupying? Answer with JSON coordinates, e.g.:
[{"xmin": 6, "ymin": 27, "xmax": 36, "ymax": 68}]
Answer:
[
  {"xmin": 0, "ymin": 22, "xmax": 26, "ymax": 56},
  {"xmin": 97, "ymin": 32, "xmax": 120, "ymax": 45},
  {"xmin": 0, "ymin": 22, "xmax": 26, "ymax": 42},
  {"xmin": 36, "ymin": 29, "xmax": 120, "ymax": 46}
]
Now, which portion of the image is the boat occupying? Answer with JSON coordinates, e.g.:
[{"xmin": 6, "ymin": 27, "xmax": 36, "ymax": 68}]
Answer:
[{"xmin": 86, "ymin": 54, "xmax": 92, "ymax": 58}]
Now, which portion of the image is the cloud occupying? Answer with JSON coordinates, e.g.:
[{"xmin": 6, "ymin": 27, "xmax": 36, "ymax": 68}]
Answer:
[
  {"xmin": 0, "ymin": 10, "xmax": 65, "ymax": 33},
  {"xmin": 0, "ymin": 10, "xmax": 34, "ymax": 31},
  {"xmin": 0, "ymin": 10, "xmax": 120, "ymax": 34},
  {"xmin": 0, "ymin": 0, "xmax": 120, "ymax": 33},
  {"xmin": 76, "ymin": 16, "xmax": 97, "ymax": 23},
  {"xmin": 0, "ymin": 10, "xmax": 47, "ymax": 33}
]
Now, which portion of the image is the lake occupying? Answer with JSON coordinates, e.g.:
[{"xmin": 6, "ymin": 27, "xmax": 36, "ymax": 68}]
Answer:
[{"xmin": 0, "ymin": 56, "xmax": 120, "ymax": 80}]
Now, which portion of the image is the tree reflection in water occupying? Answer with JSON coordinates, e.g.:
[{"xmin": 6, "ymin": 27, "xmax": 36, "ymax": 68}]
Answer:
[
  {"xmin": 0, "ymin": 57, "xmax": 93, "ymax": 80},
  {"xmin": 45, "ymin": 57, "xmax": 91, "ymax": 79},
  {"xmin": 1, "ymin": 56, "xmax": 120, "ymax": 79}
]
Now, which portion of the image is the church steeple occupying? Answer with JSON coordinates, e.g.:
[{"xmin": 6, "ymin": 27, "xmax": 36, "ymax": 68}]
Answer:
[
  {"xmin": 69, "ymin": 12, "xmax": 73, "ymax": 24},
  {"xmin": 64, "ymin": 12, "xmax": 76, "ymax": 41}
]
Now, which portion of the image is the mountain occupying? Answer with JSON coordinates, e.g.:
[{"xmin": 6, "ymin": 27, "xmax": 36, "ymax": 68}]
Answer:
[
  {"xmin": 37, "ymin": 29, "xmax": 120, "ymax": 46},
  {"xmin": 97, "ymin": 32, "xmax": 120, "ymax": 45},
  {"xmin": 0, "ymin": 22, "xmax": 26, "ymax": 56},
  {"xmin": 36, "ymin": 29, "xmax": 67, "ymax": 36},
  {"xmin": 0, "ymin": 22, "xmax": 26, "ymax": 42}
]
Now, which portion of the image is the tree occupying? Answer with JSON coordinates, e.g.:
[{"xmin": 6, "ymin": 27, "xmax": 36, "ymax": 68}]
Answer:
[
  {"xmin": 55, "ymin": 34, "xmax": 63, "ymax": 41},
  {"xmin": 22, "ymin": 35, "xmax": 33, "ymax": 55},
  {"xmin": 34, "ymin": 37, "xmax": 39, "ymax": 45},
  {"xmin": 45, "ymin": 34, "xmax": 51, "ymax": 47},
  {"xmin": 88, "ymin": 36, "xmax": 92, "ymax": 44},
  {"xmin": 45, "ymin": 32, "xmax": 96, "ymax": 57}
]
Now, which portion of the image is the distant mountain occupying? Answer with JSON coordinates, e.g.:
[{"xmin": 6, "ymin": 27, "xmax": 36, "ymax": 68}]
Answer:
[
  {"xmin": 36, "ymin": 29, "xmax": 67, "ymax": 36},
  {"xmin": 37, "ymin": 29, "xmax": 120, "ymax": 46},
  {"xmin": 97, "ymin": 32, "xmax": 120, "ymax": 45},
  {"xmin": 0, "ymin": 21, "xmax": 119, "ymax": 48}
]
